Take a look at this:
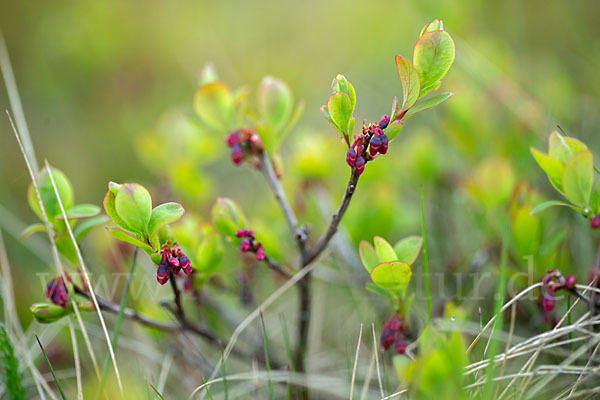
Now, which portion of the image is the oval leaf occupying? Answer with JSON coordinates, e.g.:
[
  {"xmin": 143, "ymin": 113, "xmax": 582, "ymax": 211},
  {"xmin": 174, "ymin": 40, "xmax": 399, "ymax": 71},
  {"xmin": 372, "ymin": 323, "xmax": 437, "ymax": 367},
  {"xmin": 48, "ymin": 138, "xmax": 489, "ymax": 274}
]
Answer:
[
  {"xmin": 370, "ymin": 261, "xmax": 412, "ymax": 296},
  {"xmin": 55, "ymin": 204, "xmax": 101, "ymax": 220},
  {"xmin": 104, "ymin": 188, "xmax": 133, "ymax": 232},
  {"xmin": 327, "ymin": 91, "xmax": 353, "ymax": 136},
  {"xmin": 413, "ymin": 30, "xmax": 455, "ymax": 98},
  {"xmin": 393, "ymin": 236, "xmax": 423, "ymax": 265},
  {"xmin": 28, "ymin": 166, "xmax": 74, "ymax": 221},
  {"xmin": 114, "ymin": 183, "xmax": 152, "ymax": 235},
  {"xmin": 192, "ymin": 82, "xmax": 233, "ymax": 131},
  {"xmin": 562, "ymin": 150, "xmax": 593, "ymax": 208},
  {"xmin": 19, "ymin": 223, "xmax": 47, "ymax": 240},
  {"xmin": 403, "ymin": 92, "xmax": 453, "ymax": 119},
  {"xmin": 359, "ymin": 240, "xmax": 380, "ymax": 272},
  {"xmin": 531, "ymin": 147, "xmax": 565, "ymax": 193},
  {"xmin": 374, "ymin": 236, "xmax": 397, "ymax": 262},
  {"xmin": 147, "ymin": 202, "xmax": 185, "ymax": 236},
  {"xmin": 529, "ymin": 200, "xmax": 583, "ymax": 215},
  {"xmin": 258, "ymin": 76, "xmax": 293, "ymax": 132},
  {"xmin": 106, "ymin": 227, "xmax": 153, "ymax": 253},
  {"xmin": 395, "ymin": 55, "xmax": 420, "ymax": 110}
]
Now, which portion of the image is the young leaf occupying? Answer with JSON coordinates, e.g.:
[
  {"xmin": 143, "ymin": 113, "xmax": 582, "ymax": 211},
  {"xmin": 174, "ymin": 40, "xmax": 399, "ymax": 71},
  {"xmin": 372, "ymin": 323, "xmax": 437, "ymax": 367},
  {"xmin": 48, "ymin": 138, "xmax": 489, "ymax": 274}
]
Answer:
[
  {"xmin": 193, "ymin": 82, "xmax": 233, "ymax": 131},
  {"xmin": 413, "ymin": 30, "xmax": 455, "ymax": 98},
  {"xmin": 359, "ymin": 240, "xmax": 380, "ymax": 272},
  {"xmin": 395, "ymin": 55, "xmax": 420, "ymax": 110},
  {"xmin": 374, "ymin": 236, "xmax": 397, "ymax": 263},
  {"xmin": 258, "ymin": 76, "xmax": 293, "ymax": 132},
  {"xmin": 55, "ymin": 204, "xmax": 101, "ymax": 220},
  {"xmin": 562, "ymin": 150, "xmax": 593, "ymax": 208},
  {"xmin": 591, "ymin": 181, "xmax": 600, "ymax": 214},
  {"xmin": 529, "ymin": 200, "xmax": 583, "ymax": 215},
  {"xmin": 19, "ymin": 223, "xmax": 47, "ymax": 240},
  {"xmin": 212, "ymin": 197, "xmax": 246, "ymax": 237},
  {"xmin": 403, "ymin": 92, "xmax": 453, "ymax": 119},
  {"xmin": 419, "ymin": 19, "xmax": 443, "ymax": 36},
  {"xmin": 106, "ymin": 227, "xmax": 153, "ymax": 253},
  {"xmin": 327, "ymin": 91, "xmax": 353, "ymax": 136},
  {"xmin": 365, "ymin": 282, "xmax": 398, "ymax": 303},
  {"xmin": 74, "ymin": 214, "xmax": 109, "ymax": 242},
  {"xmin": 530, "ymin": 147, "xmax": 565, "ymax": 193},
  {"xmin": 548, "ymin": 131, "xmax": 573, "ymax": 162},
  {"xmin": 370, "ymin": 261, "xmax": 412, "ymax": 296},
  {"xmin": 386, "ymin": 120, "xmax": 404, "ymax": 142},
  {"xmin": 115, "ymin": 183, "xmax": 153, "ymax": 235},
  {"xmin": 147, "ymin": 202, "xmax": 185, "ymax": 236},
  {"xmin": 393, "ymin": 236, "xmax": 423, "ymax": 265},
  {"xmin": 104, "ymin": 188, "xmax": 133, "ymax": 232},
  {"xmin": 28, "ymin": 166, "xmax": 74, "ymax": 220},
  {"xmin": 331, "ymin": 74, "xmax": 356, "ymax": 110}
]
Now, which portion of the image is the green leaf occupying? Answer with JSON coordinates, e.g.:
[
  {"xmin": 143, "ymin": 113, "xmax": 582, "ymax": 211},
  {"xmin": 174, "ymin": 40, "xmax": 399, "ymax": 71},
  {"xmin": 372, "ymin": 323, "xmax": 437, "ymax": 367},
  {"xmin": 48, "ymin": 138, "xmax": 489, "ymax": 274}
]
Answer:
[
  {"xmin": 403, "ymin": 92, "xmax": 453, "ymax": 119},
  {"xmin": 359, "ymin": 240, "xmax": 380, "ymax": 273},
  {"xmin": 390, "ymin": 96, "xmax": 400, "ymax": 121},
  {"xmin": 55, "ymin": 204, "xmax": 101, "ymax": 220},
  {"xmin": 257, "ymin": 121, "xmax": 278, "ymax": 154},
  {"xmin": 331, "ymin": 74, "xmax": 356, "ymax": 110},
  {"xmin": 147, "ymin": 202, "xmax": 185, "ymax": 236},
  {"xmin": 193, "ymin": 81, "xmax": 233, "ymax": 131},
  {"xmin": 103, "ymin": 187, "xmax": 133, "ymax": 232},
  {"xmin": 512, "ymin": 206, "xmax": 541, "ymax": 256},
  {"xmin": 74, "ymin": 214, "xmax": 109, "ymax": 242},
  {"xmin": 19, "ymin": 223, "xmax": 46, "ymax": 240},
  {"xmin": 393, "ymin": 236, "xmax": 423, "ymax": 265},
  {"xmin": 562, "ymin": 150, "xmax": 593, "ymax": 207},
  {"xmin": 28, "ymin": 166, "xmax": 74, "ymax": 221},
  {"xmin": 106, "ymin": 227, "xmax": 153, "ymax": 253},
  {"xmin": 365, "ymin": 282, "xmax": 398, "ymax": 304},
  {"xmin": 386, "ymin": 119, "xmax": 404, "ymax": 142},
  {"xmin": 548, "ymin": 131, "xmax": 573, "ymax": 163},
  {"xmin": 212, "ymin": 197, "xmax": 246, "ymax": 237},
  {"xmin": 279, "ymin": 100, "xmax": 304, "ymax": 141},
  {"xmin": 258, "ymin": 76, "xmax": 293, "ymax": 132},
  {"xmin": 199, "ymin": 63, "xmax": 218, "ymax": 85},
  {"xmin": 327, "ymin": 91, "xmax": 353, "ymax": 136},
  {"xmin": 529, "ymin": 200, "xmax": 583, "ymax": 215},
  {"xmin": 374, "ymin": 236, "xmax": 397, "ymax": 262},
  {"xmin": 531, "ymin": 147, "xmax": 565, "ymax": 192},
  {"xmin": 194, "ymin": 225, "xmax": 224, "ymax": 275},
  {"xmin": 591, "ymin": 181, "xmax": 600, "ymax": 214},
  {"xmin": 115, "ymin": 183, "xmax": 153, "ymax": 235},
  {"xmin": 395, "ymin": 55, "xmax": 420, "ymax": 110},
  {"xmin": 419, "ymin": 19, "xmax": 444, "ymax": 36},
  {"xmin": 30, "ymin": 303, "xmax": 70, "ymax": 324},
  {"xmin": 413, "ymin": 30, "xmax": 455, "ymax": 98},
  {"xmin": 370, "ymin": 261, "xmax": 412, "ymax": 296}
]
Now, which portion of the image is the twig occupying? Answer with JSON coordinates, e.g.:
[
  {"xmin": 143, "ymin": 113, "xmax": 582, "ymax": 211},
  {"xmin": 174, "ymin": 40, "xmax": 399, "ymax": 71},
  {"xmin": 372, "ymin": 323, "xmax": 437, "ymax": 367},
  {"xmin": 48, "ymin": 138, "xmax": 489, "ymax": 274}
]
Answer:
[{"xmin": 258, "ymin": 151, "xmax": 307, "ymax": 257}]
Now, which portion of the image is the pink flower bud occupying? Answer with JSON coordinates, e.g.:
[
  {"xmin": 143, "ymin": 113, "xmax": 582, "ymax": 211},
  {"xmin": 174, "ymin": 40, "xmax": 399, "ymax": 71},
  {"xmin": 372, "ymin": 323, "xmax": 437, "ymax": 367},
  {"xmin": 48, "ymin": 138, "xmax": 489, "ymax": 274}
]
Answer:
[
  {"xmin": 46, "ymin": 277, "xmax": 69, "ymax": 307},
  {"xmin": 226, "ymin": 132, "xmax": 240, "ymax": 147},
  {"xmin": 346, "ymin": 148, "xmax": 357, "ymax": 167},
  {"xmin": 231, "ymin": 144, "xmax": 244, "ymax": 165},
  {"xmin": 395, "ymin": 338, "xmax": 407, "ymax": 355},
  {"xmin": 379, "ymin": 134, "xmax": 388, "ymax": 154},
  {"xmin": 380, "ymin": 328, "xmax": 395, "ymax": 350},
  {"xmin": 156, "ymin": 264, "xmax": 170, "ymax": 285},
  {"xmin": 379, "ymin": 115, "xmax": 390, "ymax": 129},
  {"xmin": 168, "ymin": 257, "xmax": 180, "ymax": 268},
  {"xmin": 256, "ymin": 247, "xmax": 266, "ymax": 261},
  {"xmin": 236, "ymin": 228, "xmax": 249, "ymax": 238},
  {"xmin": 180, "ymin": 256, "xmax": 192, "ymax": 275},
  {"xmin": 240, "ymin": 237, "xmax": 251, "ymax": 252},
  {"xmin": 542, "ymin": 294, "xmax": 555, "ymax": 312},
  {"xmin": 565, "ymin": 275, "xmax": 576, "ymax": 290},
  {"xmin": 369, "ymin": 134, "xmax": 382, "ymax": 156},
  {"xmin": 591, "ymin": 215, "xmax": 600, "ymax": 229},
  {"xmin": 355, "ymin": 156, "xmax": 365, "ymax": 175}
]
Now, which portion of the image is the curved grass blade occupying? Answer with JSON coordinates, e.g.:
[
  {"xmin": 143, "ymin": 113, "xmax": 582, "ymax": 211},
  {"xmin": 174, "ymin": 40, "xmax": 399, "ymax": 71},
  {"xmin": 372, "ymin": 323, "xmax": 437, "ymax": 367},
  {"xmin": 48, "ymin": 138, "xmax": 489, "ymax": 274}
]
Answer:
[{"xmin": 36, "ymin": 335, "xmax": 67, "ymax": 400}]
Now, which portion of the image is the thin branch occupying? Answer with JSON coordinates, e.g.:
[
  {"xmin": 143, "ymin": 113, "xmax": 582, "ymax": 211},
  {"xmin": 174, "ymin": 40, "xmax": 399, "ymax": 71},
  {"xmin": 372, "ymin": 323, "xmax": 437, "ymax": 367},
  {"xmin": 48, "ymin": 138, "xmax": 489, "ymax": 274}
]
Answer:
[
  {"xmin": 258, "ymin": 151, "xmax": 307, "ymax": 257},
  {"xmin": 304, "ymin": 169, "xmax": 360, "ymax": 265}
]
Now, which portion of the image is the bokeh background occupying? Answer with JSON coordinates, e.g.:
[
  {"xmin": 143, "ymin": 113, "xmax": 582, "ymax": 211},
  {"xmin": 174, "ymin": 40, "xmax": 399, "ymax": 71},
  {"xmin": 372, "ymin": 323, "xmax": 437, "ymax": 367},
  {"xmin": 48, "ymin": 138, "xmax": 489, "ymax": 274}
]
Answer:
[{"xmin": 1, "ymin": 0, "xmax": 600, "ymax": 398}]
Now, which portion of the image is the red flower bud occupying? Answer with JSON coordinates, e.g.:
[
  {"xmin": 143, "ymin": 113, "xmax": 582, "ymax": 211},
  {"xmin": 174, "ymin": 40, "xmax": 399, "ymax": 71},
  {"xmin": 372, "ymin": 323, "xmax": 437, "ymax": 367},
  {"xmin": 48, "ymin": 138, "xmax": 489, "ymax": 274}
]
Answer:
[
  {"xmin": 256, "ymin": 247, "xmax": 266, "ymax": 261},
  {"xmin": 395, "ymin": 338, "xmax": 407, "ymax": 355},
  {"xmin": 240, "ymin": 237, "xmax": 251, "ymax": 252},
  {"xmin": 379, "ymin": 134, "xmax": 389, "ymax": 154},
  {"xmin": 157, "ymin": 264, "xmax": 170, "ymax": 285},
  {"xmin": 236, "ymin": 228, "xmax": 249, "ymax": 238},
  {"xmin": 380, "ymin": 328, "xmax": 395, "ymax": 350},
  {"xmin": 346, "ymin": 148, "xmax": 357, "ymax": 167},
  {"xmin": 355, "ymin": 156, "xmax": 365, "ymax": 175},
  {"xmin": 168, "ymin": 257, "xmax": 180, "ymax": 268},
  {"xmin": 542, "ymin": 293, "xmax": 555, "ymax": 312},
  {"xmin": 565, "ymin": 275, "xmax": 576, "ymax": 290},
  {"xmin": 226, "ymin": 132, "xmax": 240, "ymax": 147},
  {"xmin": 231, "ymin": 144, "xmax": 244, "ymax": 165},
  {"xmin": 591, "ymin": 215, "xmax": 600, "ymax": 229},
  {"xmin": 379, "ymin": 115, "xmax": 390, "ymax": 129},
  {"xmin": 46, "ymin": 277, "xmax": 69, "ymax": 307},
  {"xmin": 180, "ymin": 256, "xmax": 192, "ymax": 275},
  {"xmin": 369, "ymin": 135, "xmax": 382, "ymax": 156}
]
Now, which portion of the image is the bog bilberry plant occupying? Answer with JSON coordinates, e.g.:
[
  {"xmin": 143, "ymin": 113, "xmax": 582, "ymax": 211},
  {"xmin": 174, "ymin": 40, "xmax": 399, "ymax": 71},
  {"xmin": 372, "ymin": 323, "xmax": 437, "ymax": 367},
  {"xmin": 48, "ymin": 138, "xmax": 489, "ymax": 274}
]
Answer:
[{"xmin": 20, "ymin": 18, "xmax": 457, "ymax": 399}]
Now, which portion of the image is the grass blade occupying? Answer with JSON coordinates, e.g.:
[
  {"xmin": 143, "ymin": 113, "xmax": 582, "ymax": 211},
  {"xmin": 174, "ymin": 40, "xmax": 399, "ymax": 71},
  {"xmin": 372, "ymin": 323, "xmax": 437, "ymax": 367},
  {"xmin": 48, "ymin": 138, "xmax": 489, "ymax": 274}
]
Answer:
[
  {"xmin": 420, "ymin": 186, "xmax": 431, "ymax": 324},
  {"xmin": 259, "ymin": 310, "xmax": 274, "ymax": 400},
  {"xmin": 349, "ymin": 324, "xmax": 363, "ymax": 400},
  {"xmin": 95, "ymin": 248, "xmax": 139, "ymax": 399},
  {"xmin": 149, "ymin": 383, "xmax": 166, "ymax": 400},
  {"xmin": 0, "ymin": 323, "xmax": 26, "ymax": 400},
  {"xmin": 36, "ymin": 335, "xmax": 67, "ymax": 400}
]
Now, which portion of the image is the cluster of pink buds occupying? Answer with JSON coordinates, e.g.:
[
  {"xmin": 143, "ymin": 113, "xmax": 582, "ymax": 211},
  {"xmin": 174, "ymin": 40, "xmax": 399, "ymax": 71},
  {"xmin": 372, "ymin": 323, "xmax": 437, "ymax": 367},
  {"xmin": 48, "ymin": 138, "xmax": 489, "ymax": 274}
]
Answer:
[
  {"xmin": 591, "ymin": 215, "xmax": 600, "ymax": 229},
  {"xmin": 226, "ymin": 127, "xmax": 264, "ymax": 166},
  {"xmin": 380, "ymin": 313, "xmax": 408, "ymax": 355},
  {"xmin": 346, "ymin": 115, "xmax": 390, "ymax": 175},
  {"xmin": 156, "ymin": 242, "xmax": 193, "ymax": 285},
  {"xmin": 45, "ymin": 276, "xmax": 69, "ymax": 307},
  {"xmin": 236, "ymin": 228, "xmax": 266, "ymax": 261},
  {"xmin": 541, "ymin": 269, "xmax": 576, "ymax": 312}
]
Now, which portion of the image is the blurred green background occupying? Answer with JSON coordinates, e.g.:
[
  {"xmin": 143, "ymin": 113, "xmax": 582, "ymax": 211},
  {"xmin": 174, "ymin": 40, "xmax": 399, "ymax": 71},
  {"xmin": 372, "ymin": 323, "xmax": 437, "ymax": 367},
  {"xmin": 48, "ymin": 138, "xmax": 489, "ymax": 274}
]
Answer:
[{"xmin": 1, "ymin": 0, "xmax": 600, "ymax": 396}]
